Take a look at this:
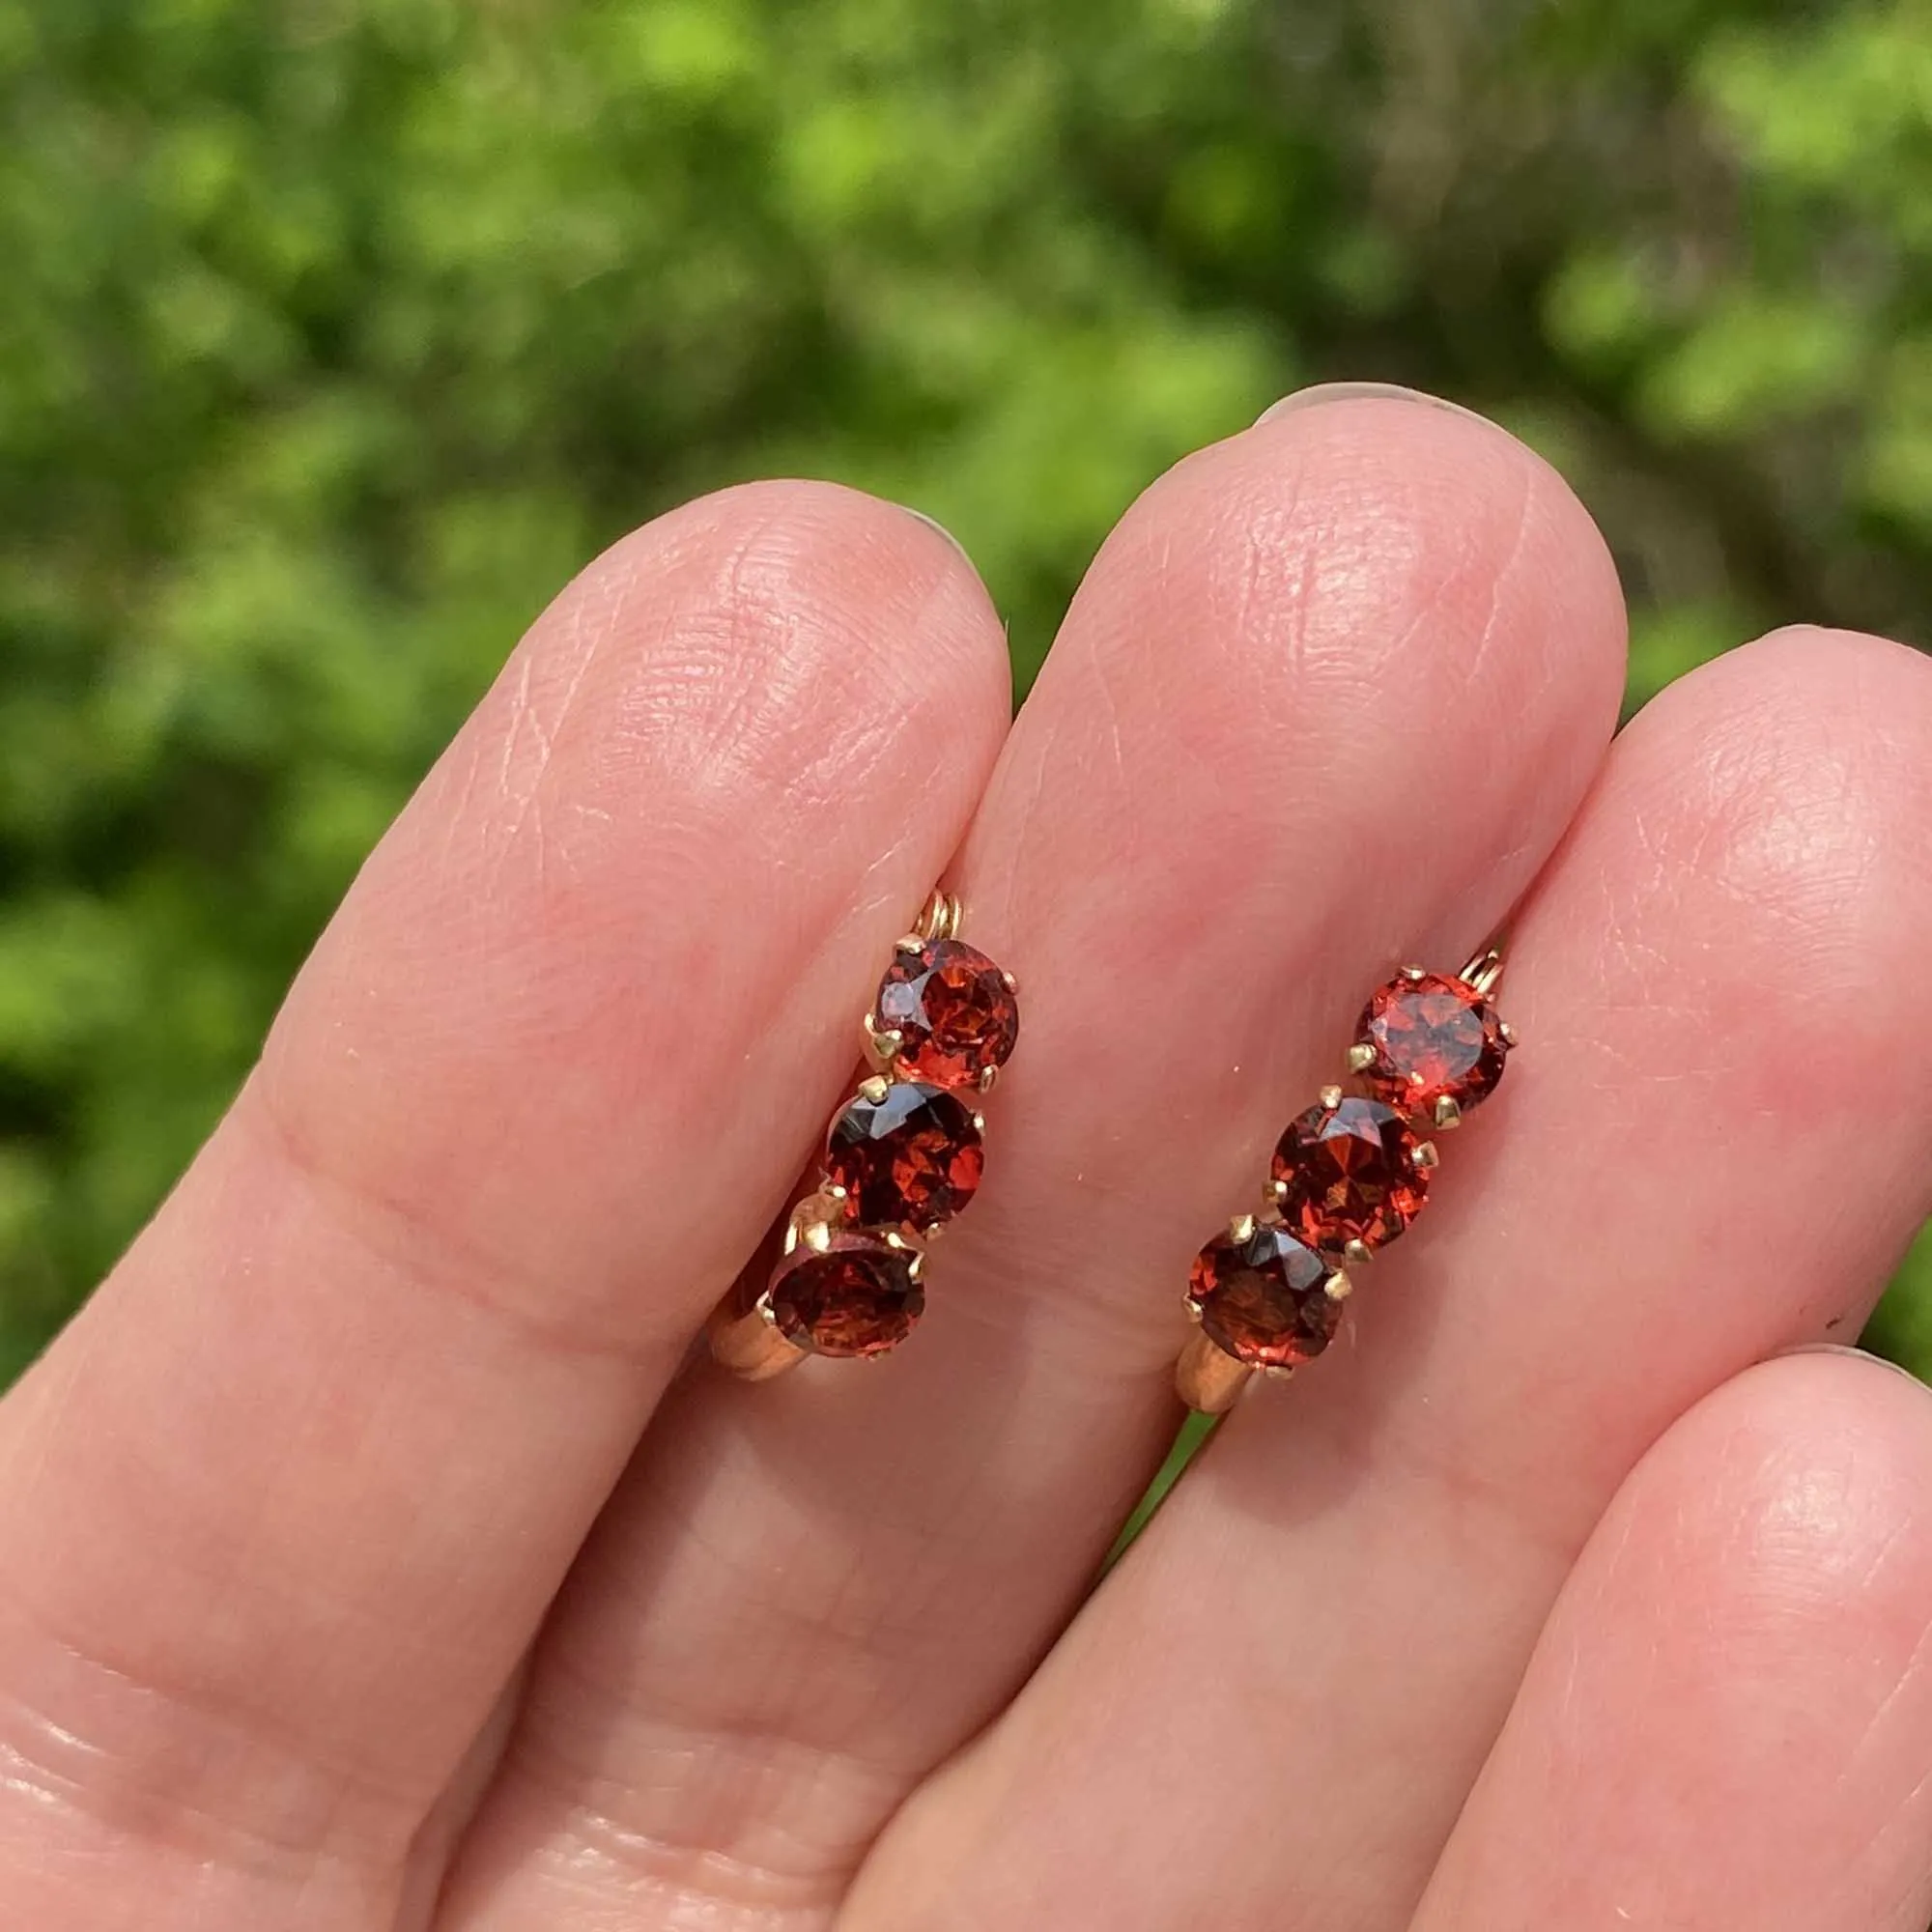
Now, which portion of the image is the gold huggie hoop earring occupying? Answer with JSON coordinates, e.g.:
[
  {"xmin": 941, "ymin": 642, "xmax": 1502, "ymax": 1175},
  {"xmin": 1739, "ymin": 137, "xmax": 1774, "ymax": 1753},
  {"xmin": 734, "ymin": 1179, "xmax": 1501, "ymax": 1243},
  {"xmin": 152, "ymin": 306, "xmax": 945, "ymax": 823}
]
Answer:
[
  {"xmin": 1176, "ymin": 944, "xmax": 1514, "ymax": 1413},
  {"xmin": 708, "ymin": 889, "xmax": 1019, "ymax": 1380}
]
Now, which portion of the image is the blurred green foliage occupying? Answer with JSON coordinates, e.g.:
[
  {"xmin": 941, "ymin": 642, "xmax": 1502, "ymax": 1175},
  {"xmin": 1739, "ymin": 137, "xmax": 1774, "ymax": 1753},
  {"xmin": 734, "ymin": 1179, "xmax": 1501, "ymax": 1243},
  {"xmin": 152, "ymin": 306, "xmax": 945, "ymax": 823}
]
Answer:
[{"xmin": 1, "ymin": 0, "xmax": 1929, "ymax": 1382}]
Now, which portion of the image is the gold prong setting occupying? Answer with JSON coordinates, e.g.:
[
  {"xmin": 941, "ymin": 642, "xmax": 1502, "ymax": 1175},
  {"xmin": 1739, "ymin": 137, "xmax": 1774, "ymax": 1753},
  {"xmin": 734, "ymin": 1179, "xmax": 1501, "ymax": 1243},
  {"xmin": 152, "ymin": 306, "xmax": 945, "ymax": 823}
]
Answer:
[
  {"xmin": 709, "ymin": 888, "xmax": 1016, "ymax": 1377},
  {"xmin": 1177, "ymin": 945, "xmax": 1515, "ymax": 1413}
]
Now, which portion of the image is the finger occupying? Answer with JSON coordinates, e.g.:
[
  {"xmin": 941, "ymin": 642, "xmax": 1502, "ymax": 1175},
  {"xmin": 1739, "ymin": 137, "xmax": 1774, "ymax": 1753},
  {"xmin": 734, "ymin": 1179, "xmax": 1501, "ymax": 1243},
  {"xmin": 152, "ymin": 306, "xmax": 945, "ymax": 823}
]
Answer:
[
  {"xmin": 434, "ymin": 393, "xmax": 1627, "ymax": 1927},
  {"xmin": 0, "ymin": 484, "xmax": 1009, "ymax": 1930},
  {"xmin": 1413, "ymin": 1350, "xmax": 1932, "ymax": 1932},
  {"xmin": 848, "ymin": 628, "xmax": 1932, "ymax": 1931}
]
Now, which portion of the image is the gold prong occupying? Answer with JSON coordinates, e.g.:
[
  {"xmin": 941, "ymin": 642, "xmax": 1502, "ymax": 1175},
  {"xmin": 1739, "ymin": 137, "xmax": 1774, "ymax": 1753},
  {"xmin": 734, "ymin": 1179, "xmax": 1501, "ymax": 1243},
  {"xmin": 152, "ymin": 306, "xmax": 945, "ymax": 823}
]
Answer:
[
  {"xmin": 1413, "ymin": 1139, "xmax": 1439, "ymax": 1170},
  {"xmin": 905, "ymin": 1250, "xmax": 924, "ymax": 1279},
  {"xmin": 804, "ymin": 1220, "xmax": 833, "ymax": 1253},
  {"xmin": 1184, "ymin": 1296, "xmax": 1204, "ymax": 1323},
  {"xmin": 1433, "ymin": 1094, "xmax": 1463, "ymax": 1130},
  {"xmin": 1499, "ymin": 1019, "xmax": 1520, "ymax": 1047},
  {"xmin": 978, "ymin": 1063, "xmax": 1000, "ymax": 1094},
  {"xmin": 1401, "ymin": 963, "xmax": 1428, "ymax": 981},
  {"xmin": 1323, "ymin": 1268, "xmax": 1352, "ymax": 1302},
  {"xmin": 1271, "ymin": 1178, "xmax": 1289, "ymax": 1200},
  {"xmin": 1344, "ymin": 1238, "xmax": 1373, "ymax": 1268},
  {"xmin": 864, "ymin": 1018, "xmax": 904, "ymax": 1070},
  {"xmin": 781, "ymin": 1223, "xmax": 800, "ymax": 1256},
  {"xmin": 858, "ymin": 1073, "xmax": 891, "ymax": 1103},
  {"xmin": 1264, "ymin": 1365, "xmax": 1296, "ymax": 1382},
  {"xmin": 895, "ymin": 933, "xmax": 925, "ymax": 955},
  {"xmin": 1347, "ymin": 1041, "xmax": 1378, "ymax": 1073},
  {"xmin": 1319, "ymin": 1084, "xmax": 1344, "ymax": 1111},
  {"xmin": 1229, "ymin": 1212, "xmax": 1257, "ymax": 1244},
  {"xmin": 1001, "ymin": 969, "xmax": 1019, "ymax": 993},
  {"xmin": 970, "ymin": 1112, "xmax": 986, "ymax": 1134}
]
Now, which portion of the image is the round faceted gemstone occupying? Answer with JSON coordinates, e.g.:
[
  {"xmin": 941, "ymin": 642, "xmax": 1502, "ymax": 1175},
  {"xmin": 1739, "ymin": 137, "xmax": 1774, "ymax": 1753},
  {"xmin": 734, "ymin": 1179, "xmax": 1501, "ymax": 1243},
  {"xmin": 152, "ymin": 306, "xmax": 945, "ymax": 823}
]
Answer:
[
  {"xmin": 825, "ymin": 1081, "xmax": 982, "ymax": 1234},
  {"xmin": 1189, "ymin": 1223, "xmax": 1340, "ymax": 1369},
  {"xmin": 875, "ymin": 938, "xmax": 1020, "ymax": 1089},
  {"xmin": 1272, "ymin": 1095, "xmax": 1429, "ymax": 1252},
  {"xmin": 767, "ymin": 1233, "xmax": 923, "ymax": 1356},
  {"xmin": 1359, "ymin": 971, "xmax": 1510, "ymax": 1117}
]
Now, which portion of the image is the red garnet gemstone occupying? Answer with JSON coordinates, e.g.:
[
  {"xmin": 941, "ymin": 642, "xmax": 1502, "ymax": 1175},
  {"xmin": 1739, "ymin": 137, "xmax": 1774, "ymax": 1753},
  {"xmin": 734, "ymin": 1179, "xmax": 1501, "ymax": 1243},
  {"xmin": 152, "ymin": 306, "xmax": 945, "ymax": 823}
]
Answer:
[
  {"xmin": 876, "ymin": 938, "xmax": 1019, "ymax": 1089},
  {"xmin": 825, "ymin": 1081, "xmax": 982, "ymax": 1234},
  {"xmin": 1359, "ymin": 972, "xmax": 1511, "ymax": 1118},
  {"xmin": 1272, "ymin": 1095, "xmax": 1429, "ymax": 1253},
  {"xmin": 1188, "ymin": 1223, "xmax": 1341, "ymax": 1369},
  {"xmin": 767, "ymin": 1233, "xmax": 923, "ymax": 1356}
]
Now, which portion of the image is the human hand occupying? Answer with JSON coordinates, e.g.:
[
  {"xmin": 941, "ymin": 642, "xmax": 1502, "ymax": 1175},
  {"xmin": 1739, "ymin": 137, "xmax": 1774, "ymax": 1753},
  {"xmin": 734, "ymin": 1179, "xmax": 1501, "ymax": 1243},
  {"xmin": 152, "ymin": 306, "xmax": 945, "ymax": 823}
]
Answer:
[{"xmin": 2, "ymin": 388, "xmax": 1929, "ymax": 1931}]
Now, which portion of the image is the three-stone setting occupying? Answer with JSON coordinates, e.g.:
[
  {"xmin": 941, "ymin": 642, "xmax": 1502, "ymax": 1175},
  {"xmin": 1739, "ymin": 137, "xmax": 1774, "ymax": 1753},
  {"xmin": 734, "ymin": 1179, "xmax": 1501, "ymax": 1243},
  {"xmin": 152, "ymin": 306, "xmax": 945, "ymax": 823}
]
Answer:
[
  {"xmin": 1188, "ymin": 1220, "xmax": 1347, "ymax": 1369},
  {"xmin": 709, "ymin": 894, "xmax": 1018, "ymax": 1374},
  {"xmin": 1176, "ymin": 947, "xmax": 1515, "ymax": 1414}
]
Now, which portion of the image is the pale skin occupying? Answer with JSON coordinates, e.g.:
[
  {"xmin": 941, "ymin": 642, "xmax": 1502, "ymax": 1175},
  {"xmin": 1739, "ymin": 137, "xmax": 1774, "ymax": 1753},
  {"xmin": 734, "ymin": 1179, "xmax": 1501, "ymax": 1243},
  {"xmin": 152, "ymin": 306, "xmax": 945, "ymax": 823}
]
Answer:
[{"xmin": 1, "ymin": 388, "xmax": 1931, "ymax": 1931}]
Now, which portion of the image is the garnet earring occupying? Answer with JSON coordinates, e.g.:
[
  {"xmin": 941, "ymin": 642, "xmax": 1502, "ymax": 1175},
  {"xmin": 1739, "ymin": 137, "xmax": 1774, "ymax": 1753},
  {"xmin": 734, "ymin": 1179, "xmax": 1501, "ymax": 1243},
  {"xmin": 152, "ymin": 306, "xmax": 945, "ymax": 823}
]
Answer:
[
  {"xmin": 1175, "ymin": 946, "xmax": 1515, "ymax": 1414},
  {"xmin": 708, "ymin": 890, "xmax": 1019, "ymax": 1379}
]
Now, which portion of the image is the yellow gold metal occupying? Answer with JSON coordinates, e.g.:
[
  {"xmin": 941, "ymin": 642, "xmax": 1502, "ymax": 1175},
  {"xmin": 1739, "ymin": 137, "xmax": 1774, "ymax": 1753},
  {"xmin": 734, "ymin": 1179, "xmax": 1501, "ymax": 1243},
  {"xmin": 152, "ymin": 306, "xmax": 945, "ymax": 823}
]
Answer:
[
  {"xmin": 1176, "ymin": 1330, "xmax": 1253, "ymax": 1413},
  {"xmin": 712, "ymin": 883, "xmax": 982, "ymax": 1383},
  {"xmin": 1413, "ymin": 1139, "xmax": 1439, "ymax": 1170},
  {"xmin": 1344, "ymin": 1238, "xmax": 1373, "ymax": 1268},
  {"xmin": 1001, "ymin": 968, "xmax": 1019, "ymax": 993},
  {"xmin": 1347, "ymin": 1041, "xmax": 1378, "ymax": 1073},
  {"xmin": 1433, "ymin": 1094, "xmax": 1463, "ymax": 1129},
  {"xmin": 1499, "ymin": 1018, "xmax": 1520, "ymax": 1047},
  {"xmin": 1319, "ymin": 1083, "xmax": 1344, "ymax": 1111},
  {"xmin": 1264, "ymin": 1365, "xmax": 1296, "ymax": 1382},
  {"xmin": 1401, "ymin": 963, "xmax": 1428, "ymax": 981},
  {"xmin": 913, "ymin": 889, "xmax": 963, "ymax": 943},
  {"xmin": 706, "ymin": 1297, "xmax": 807, "ymax": 1381},
  {"xmin": 1458, "ymin": 943, "xmax": 1506, "ymax": 1000},
  {"xmin": 1323, "ymin": 1268, "xmax": 1352, "ymax": 1302},
  {"xmin": 1229, "ymin": 1212, "xmax": 1257, "ymax": 1244}
]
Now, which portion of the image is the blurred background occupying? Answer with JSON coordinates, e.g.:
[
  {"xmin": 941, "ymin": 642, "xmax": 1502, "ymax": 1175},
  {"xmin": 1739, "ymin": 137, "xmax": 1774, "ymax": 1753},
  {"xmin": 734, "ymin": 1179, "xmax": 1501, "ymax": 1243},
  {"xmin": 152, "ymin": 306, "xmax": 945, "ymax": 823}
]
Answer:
[{"xmin": 2, "ymin": 0, "xmax": 1930, "ymax": 1386}]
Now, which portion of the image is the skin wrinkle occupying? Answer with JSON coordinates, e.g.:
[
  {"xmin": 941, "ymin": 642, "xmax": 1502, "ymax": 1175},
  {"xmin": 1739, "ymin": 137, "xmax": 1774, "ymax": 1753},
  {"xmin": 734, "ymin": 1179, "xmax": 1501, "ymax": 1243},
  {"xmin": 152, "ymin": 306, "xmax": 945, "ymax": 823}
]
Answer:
[
  {"xmin": 243, "ymin": 1074, "xmax": 671, "ymax": 1373},
  {"xmin": 0, "ymin": 1623, "xmax": 413, "ymax": 1892}
]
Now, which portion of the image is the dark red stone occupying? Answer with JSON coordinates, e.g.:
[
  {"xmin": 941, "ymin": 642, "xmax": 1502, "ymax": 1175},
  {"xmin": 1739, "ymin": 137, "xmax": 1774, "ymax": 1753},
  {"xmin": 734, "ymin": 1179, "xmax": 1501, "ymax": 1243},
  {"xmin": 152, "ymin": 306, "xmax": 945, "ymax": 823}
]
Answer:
[
  {"xmin": 1359, "ymin": 971, "xmax": 1510, "ymax": 1117},
  {"xmin": 876, "ymin": 938, "xmax": 1019, "ymax": 1089},
  {"xmin": 825, "ymin": 1081, "xmax": 982, "ymax": 1234},
  {"xmin": 1272, "ymin": 1094, "xmax": 1429, "ymax": 1253},
  {"xmin": 767, "ymin": 1233, "xmax": 923, "ymax": 1355},
  {"xmin": 1188, "ymin": 1222, "xmax": 1340, "ymax": 1368}
]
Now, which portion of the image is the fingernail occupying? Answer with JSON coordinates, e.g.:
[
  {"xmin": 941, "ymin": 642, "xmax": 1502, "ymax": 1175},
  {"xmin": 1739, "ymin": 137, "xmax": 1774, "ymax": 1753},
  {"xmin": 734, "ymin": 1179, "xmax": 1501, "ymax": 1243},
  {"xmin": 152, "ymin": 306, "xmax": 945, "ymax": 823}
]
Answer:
[
  {"xmin": 1254, "ymin": 381, "xmax": 1491, "ymax": 429},
  {"xmin": 897, "ymin": 504, "xmax": 977, "ymax": 568},
  {"xmin": 1776, "ymin": 1341, "xmax": 1931, "ymax": 1391}
]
